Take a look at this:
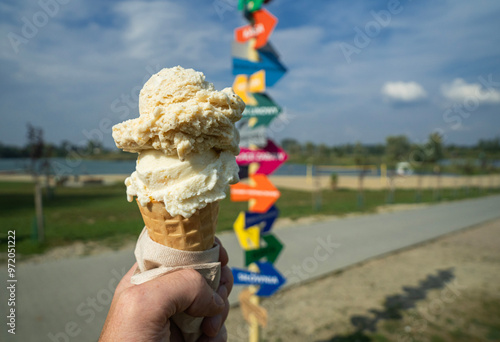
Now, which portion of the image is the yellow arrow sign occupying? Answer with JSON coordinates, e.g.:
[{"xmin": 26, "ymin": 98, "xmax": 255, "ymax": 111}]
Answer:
[
  {"xmin": 232, "ymin": 70, "xmax": 266, "ymax": 105},
  {"xmin": 233, "ymin": 211, "xmax": 260, "ymax": 250}
]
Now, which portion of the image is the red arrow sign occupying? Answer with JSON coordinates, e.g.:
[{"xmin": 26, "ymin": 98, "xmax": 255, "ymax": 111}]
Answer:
[
  {"xmin": 235, "ymin": 9, "xmax": 277, "ymax": 49},
  {"xmin": 236, "ymin": 139, "xmax": 288, "ymax": 175},
  {"xmin": 231, "ymin": 174, "xmax": 280, "ymax": 213}
]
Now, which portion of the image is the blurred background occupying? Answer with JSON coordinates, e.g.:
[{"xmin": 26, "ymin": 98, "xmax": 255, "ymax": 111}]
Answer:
[{"xmin": 1, "ymin": 0, "xmax": 500, "ymax": 341}]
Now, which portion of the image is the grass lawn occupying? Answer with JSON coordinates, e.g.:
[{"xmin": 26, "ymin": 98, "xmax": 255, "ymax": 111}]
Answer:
[{"xmin": 1, "ymin": 181, "xmax": 498, "ymax": 256}]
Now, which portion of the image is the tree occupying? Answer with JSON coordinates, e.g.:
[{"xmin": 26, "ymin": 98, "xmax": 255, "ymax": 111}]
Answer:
[
  {"xmin": 409, "ymin": 143, "xmax": 427, "ymax": 202},
  {"xmin": 426, "ymin": 132, "xmax": 444, "ymax": 165},
  {"xmin": 27, "ymin": 123, "xmax": 45, "ymax": 242},
  {"xmin": 385, "ymin": 135, "xmax": 411, "ymax": 203},
  {"xmin": 426, "ymin": 132, "xmax": 444, "ymax": 200},
  {"xmin": 304, "ymin": 141, "xmax": 317, "ymax": 159},
  {"xmin": 317, "ymin": 144, "xmax": 331, "ymax": 162},
  {"xmin": 281, "ymin": 138, "xmax": 301, "ymax": 158},
  {"xmin": 385, "ymin": 135, "xmax": 411, "ymax": 168},
  {"xmin": 353, "ymin": 142, "xmax": 369, "ymax": 208}
]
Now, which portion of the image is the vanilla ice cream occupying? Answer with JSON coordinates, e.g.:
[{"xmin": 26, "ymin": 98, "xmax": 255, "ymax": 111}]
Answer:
[
  {"xmin": 112, "ymin": 66, "xmax": 245, "ymax": 218},
  {"xmin": 126, "ymin": 149, "xmax": 239, "ymax": 218},
  {"xmin": 113, "ymin": 66, "xmax": 245, "ymax": 160}
]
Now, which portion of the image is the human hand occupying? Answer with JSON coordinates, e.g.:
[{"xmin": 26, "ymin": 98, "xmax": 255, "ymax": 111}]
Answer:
[{"xmin": 99, "ymin": 238, "xmax": 233, "ymax": 342}]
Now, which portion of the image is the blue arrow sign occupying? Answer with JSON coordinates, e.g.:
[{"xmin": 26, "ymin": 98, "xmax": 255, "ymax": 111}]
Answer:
[
  {"xmin": 233, "ymin": 50, "xmax": 287, "ymax": 87},
  {"xmin": 232, "ymin": 261, "xmax": 286, "ymax": 297},
  {"xmin": 245, "ymin": 205, "xmax": 279, "ymax": 234}
]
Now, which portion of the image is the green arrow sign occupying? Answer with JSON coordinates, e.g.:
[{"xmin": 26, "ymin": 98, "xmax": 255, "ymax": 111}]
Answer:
[
  {"xmin": 243, "ymin": 93, "xmax": 282, "ymax": 128},
  {"xmin": 245, "ymin": 234, "xmax": 283, "ymax": 266},
  {"xmin": 239, "ymin": 0, "xmax": 266, "ymax": 12}
]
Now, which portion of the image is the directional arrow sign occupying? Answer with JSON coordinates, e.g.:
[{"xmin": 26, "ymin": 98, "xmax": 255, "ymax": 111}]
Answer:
[
  {"xmin": 245, "ymin": 205, "xmax": 279, "ymax": 234},
  {"xmin": 243, "ymin": 93, "xmax": 282, "ymax": 117},
  {"xmin": 232, "ymin": 261, "xmax": 286, "ymax": 297},
  {"xmin": 238, "ymin": 0, "xmax": 267, "ymax": 12},
  {"xmin": 233, "ymin": 211, "xmax": 260, "ymax": 250},
  {"xmin": 237, "ymin": 119, "xmax": 268, "ymax": 148},
  {"xmin": 242, "ymin": 93, "xmax": 282, "ymax": 128},
  {"xmin": 233, "ymin": 70, "xmax": 266, "ymax": 105},
  {"xmin": 230, "ymin": 174, "xmax": 280, "ymax": 213},
  {"xmin": 235, "ymin": 9, "xmax": 277, "ymax": 49},
  {"xmin": 245, "ymin": 233, "xmax": 283, "ymax": 266},
  {"xmin": 232, "ymin": 40, "xmax": 260, "ymax": 62},
  {"xmin": 233, "ymin": 50, "xmax": 287, "ymax": 87},
  {"xmin": 236, "ymin": 139, "xmax": 288, "ymax": 175}
]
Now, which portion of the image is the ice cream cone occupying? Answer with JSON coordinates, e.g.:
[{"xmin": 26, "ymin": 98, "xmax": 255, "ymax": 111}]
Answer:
[{"xmin": 136, "ymin": 200, "xmax": 219, "ymax": 252}]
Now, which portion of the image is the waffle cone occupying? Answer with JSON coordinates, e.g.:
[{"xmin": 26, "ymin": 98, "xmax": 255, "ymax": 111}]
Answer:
[{"xmin": 136, "ymin": 200, "xmax": 219, "ymax": 251}]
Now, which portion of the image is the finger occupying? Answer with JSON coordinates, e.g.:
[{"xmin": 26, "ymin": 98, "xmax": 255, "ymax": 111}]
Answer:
[
  {"xmin": 219, "ymin": 265, "xmax": 234, "ymax": 296},
  {"xmin": 170, "ymin": 320, "xmax": 183, "ymax": 342},
  {"xmin": 125, "ymin": 268, "xmax": 225, "ymax": 320},
  {"xmin": 198, "ymin": 324, "xmax": 228, "ymax": 342},
  {"xmin": 215, "ymin": 237, "xmax": 229, "ymax": 267},
  {"xmin": 201, "ymin": 285, "xmax": 229, "ymax": 337}
]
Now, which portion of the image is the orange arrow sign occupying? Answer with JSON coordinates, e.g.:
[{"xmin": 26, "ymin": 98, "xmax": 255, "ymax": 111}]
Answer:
[
  {"xmin": 235, "ymin": 9, "xmax": 277, "ymax": 49},
  {"xmin": 231, "ymin": 174, "xmax": 280, "ymax": 213}
]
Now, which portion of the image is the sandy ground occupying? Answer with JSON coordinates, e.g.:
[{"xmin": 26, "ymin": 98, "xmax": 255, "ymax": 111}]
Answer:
[
  {"xmin": 271, "ymin": 174, "xmax": 500, "ymax": 192},
  {"xmin": 1, "ymin": 173, "xmax": 499, "ymax": 191},
  {"xmin": 224, "ymin": 218, "xmax": 500, "ymax": 342}
]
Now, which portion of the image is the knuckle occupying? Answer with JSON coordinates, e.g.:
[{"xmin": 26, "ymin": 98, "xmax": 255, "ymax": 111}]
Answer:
[{"xmin": 117, "ymin": 286, "xmax": 145, "ymax": 316}]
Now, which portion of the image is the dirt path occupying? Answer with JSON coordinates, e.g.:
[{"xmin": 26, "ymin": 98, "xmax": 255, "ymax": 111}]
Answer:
[{"xmin": 225, "ymin": 218, "xmax": 500, "ymax": 342}]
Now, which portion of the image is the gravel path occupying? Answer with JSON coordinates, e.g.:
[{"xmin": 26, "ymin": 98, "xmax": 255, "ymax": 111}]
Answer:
[
  {"xmin": 225, "ymin": 218, "xmax": 500, "ymax": 342},
  {"xmin": 1, "ymin": 195, "xmax": 499, "ymax": 342}
]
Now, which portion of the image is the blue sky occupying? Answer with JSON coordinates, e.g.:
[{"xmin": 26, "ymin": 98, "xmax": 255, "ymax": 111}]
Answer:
[{"xmin": 1, "ymin": 0, "xmax": 499, "ymax": 149}]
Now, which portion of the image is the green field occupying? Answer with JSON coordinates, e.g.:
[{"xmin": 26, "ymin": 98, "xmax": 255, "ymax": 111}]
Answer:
[{"xmin": 1, "ymin": 181, "xmax": 498, "ymax": 256}]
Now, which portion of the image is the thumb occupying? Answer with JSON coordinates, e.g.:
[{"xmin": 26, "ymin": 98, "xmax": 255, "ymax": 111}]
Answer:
[{"xmin": 131, "ymin": 268, "xmax": 225, "ymax": 320}]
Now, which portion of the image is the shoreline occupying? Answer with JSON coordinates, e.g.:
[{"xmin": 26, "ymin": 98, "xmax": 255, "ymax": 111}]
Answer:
[{"xmin": 1, "ymin": 173, "xmax": 499, "ymax": 191}]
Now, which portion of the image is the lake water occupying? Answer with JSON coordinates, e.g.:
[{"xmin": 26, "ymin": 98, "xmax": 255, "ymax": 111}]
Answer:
[
  {"xmin": 0, "ymin": 158, "xmax": 374, "ymax": 177},
  {"xmin": 1, "ymin": 158, "xmax": 497, "ymax": 177}
]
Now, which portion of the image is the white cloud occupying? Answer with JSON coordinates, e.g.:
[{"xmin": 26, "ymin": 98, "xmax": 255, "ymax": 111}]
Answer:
[
  {"xmin": 441, "ymin": 78, "xmax": 500, "ymax": 104},
  {"xmin": 381, "ymin": 81, "xmax": 427, "ymax": 102}
]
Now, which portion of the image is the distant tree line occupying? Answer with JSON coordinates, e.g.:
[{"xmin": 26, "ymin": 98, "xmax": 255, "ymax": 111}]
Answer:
[
  {"xmin": 1, "ymin": 124, "xmax": 113, "ymax": 159},
  {"xmin": 281, "ymin": 135, "xmax": 500, "ymax": 172}
]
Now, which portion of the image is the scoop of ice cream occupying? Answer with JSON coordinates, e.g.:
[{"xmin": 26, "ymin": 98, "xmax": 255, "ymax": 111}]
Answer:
[
  {"xmin": 112, "ymin": 66, "xmax": 245, "ymax": 160},
  {"xmin": 125, "ymin": 149, "xmax": 239, "ymax": 218}
]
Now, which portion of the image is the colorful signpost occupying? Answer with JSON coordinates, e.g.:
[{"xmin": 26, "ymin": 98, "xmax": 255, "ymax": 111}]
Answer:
[
  {"xmin": 231, "ymin": 173, "xmax": 280, "ymax": 213},
  {"xmin": 236, "ymin": 139, "xmax": 288, "ymax": 174},
  {"xmin": 244, "ymin": 205, "xmax": 279, "ymax": 234},
  {"xmin": 235, "ymin": 9, "xmax": 277, "ymax": 49},
  {"xmin": 229, "ymin": 3, "xmax": 288, "ymax": 341},
  {"xmin": 233, "ymin": 261, "xmax": 286, "ymax": 296},
  {"xmin": 242, "ymin": 93, "xmax": 282, "ymax": 127}
]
